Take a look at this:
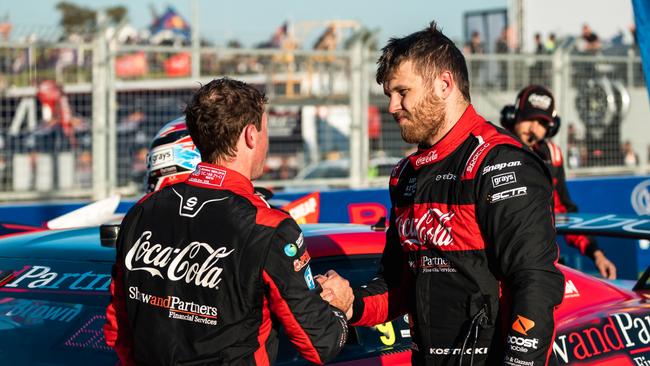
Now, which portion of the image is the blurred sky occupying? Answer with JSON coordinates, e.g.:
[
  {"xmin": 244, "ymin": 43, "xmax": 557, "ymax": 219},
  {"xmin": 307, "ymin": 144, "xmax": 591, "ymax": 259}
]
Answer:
[{"xmin": 0, "ymin": 0, "xmax": 506, "ymax": 46}]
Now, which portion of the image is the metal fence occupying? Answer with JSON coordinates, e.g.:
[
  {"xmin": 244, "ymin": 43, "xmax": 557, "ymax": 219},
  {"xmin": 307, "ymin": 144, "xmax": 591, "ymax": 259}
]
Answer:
[{"xmin": 0, "ymin": 31, "xmax": 648, "ymax": 201}]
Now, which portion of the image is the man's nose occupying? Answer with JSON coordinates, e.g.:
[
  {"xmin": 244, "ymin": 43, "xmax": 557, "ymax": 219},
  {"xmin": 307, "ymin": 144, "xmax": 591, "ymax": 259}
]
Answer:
[{"xmin": 388, "ymin": 96, "xmax": 401, "ymax": 114}]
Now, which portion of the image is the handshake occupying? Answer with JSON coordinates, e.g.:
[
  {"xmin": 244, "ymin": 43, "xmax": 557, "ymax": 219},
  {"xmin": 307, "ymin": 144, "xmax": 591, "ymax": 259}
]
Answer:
[{"xmin": 315, "ymin": 270, "xmax": 355, "ymax": 320}]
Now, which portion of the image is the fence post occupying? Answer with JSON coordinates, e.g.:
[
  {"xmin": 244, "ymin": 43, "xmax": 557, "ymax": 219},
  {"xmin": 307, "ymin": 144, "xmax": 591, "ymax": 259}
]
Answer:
[
  {"xmin": 348, "ymin": 31, "xmax": 367, "ymax": 188},
  {"xmin": 107, "ymin": 37, "xmax": 117, "ymax": 195},
  {"xmin": 91, "ymin": 12, "xmax": 109, "ymax": 200}
]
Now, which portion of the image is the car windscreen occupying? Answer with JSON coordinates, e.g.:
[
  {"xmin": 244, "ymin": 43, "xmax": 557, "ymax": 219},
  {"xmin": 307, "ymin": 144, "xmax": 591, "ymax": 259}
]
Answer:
[{"xmin": 0, "ymin": 258, "xmax": 117, "ymax": 365}]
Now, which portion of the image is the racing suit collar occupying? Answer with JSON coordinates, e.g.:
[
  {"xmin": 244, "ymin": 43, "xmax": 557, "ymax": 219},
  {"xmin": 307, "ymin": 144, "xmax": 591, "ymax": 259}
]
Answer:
[
  {"xmin": 408, "ymin": 104, "xmax": 485, "ymax": 170},
  {"xmin": 186, "ymin": 162, "xmax": 254, "ymax": 195}
]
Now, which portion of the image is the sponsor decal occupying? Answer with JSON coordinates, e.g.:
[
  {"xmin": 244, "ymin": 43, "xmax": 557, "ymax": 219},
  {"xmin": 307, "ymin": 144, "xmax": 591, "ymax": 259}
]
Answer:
[
  {"xmin": 553, "ymin": 311, "xmax": 650, "ymax": 364},
  {"xmin": 295, "ymin": 233, "xmax": 304, "ymax": 249},
  {"xmin": 490, "ymin": 187, "xmax": 527, "ymax": 203},
  {"xmin": 528, "ymin": 93, "xmax": 552, "ymax": 110},
  {"xmin": 429, "ymin": 347, "xmax": 488, "ymax": 355},
  {"xmin": 129, "ymin": 286, "xmax": 218, "ymax": 326},
  {"xmin": 631, "ymin": 179, "xmax": 650, "ymax": 216},
  {"xmin": 404, "ymin": 177, "xmax": 417, "ymax": 197},
  {"xmin": 415, "ymin": 150, "xmax": 439, "ymax": 167},
  {"xmin": 482, "ymin": 161, "xmax": 522, "ymax": 175},
  {"xmin": 435, "ymin": 173, "xmax": 457, "ymax": 182},
  {"xmin": 293, "ymin": 251, "xmax": 311, "ymax": 272},
  {"xmin": 304, "ymin": 266, "xmax": 316, "ymax": 289},
  {"xmin": 512, "ymin": 314, "xmax": 536, "ymax": 336},
  {"xmin": 4, "ymin": 265, "xmax": 111, "ymax": 292},
  {"xmin": 507, "ymin": 335, "xmax": 539, "ymax": 353},
  {"xmin": 149, "ymin": 147, "xmax": 173, "ymax": 169},
  {"xmin": 187, "ymin": 165, "xmax": 227, "ymax": 187},
  {"xmin": 282, "ymin": 192, "xmax": 320, "ymax": 224},
  {"xmin": 564, "ymin": 280, "xmax": 580, "ymax": 299},
  {"xmin": 635, "ymin": 356, "xmax": 650, "ymax": 365},
  {"xmin": 504, "ymin": 356, "xmax": 534, "ymax": 366},
  {"xmin": 3, "ymin": 299, "xmax": 82, "ymax": 323},
  {"xmin": 396, "ymin": 207, "xmax": 455, "ymax": 248},
  {"xmin": 172, "ymin": 189, "xmax": 228, "ymax": 218},
  {"xmin": 492, "ymin": 172, "xmax": 517, "ymax": 188},
  {"xmin": 409, "ymin": 255, "xmax": 457, "ymax": 273},
  {"xmin": 125, "ymin": 231, "xmax": 234, "ymax": 290},
  {"xmin": 466, "ymin": 142, "xmax": 491, "ymax": 174},
  {"xmin": 284, "ymin": 243, "xmax": 298, "ymax": 257},
  {"xmin": 555, "ymin": 213, "xmax": 650, "ymax": 236}
]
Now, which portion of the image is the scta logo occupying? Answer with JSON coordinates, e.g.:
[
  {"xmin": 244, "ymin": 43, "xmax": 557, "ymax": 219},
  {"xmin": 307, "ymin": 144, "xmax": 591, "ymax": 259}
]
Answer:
[{"xmin": 631, "ymin": 179, "xmax": 650, "ymax": 216}]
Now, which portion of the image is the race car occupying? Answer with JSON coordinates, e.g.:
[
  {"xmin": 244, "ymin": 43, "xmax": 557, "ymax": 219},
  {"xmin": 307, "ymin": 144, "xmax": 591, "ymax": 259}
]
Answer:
[{"xmin": 0, "ymin": 213, "xmax": 649, "ymax": 365}]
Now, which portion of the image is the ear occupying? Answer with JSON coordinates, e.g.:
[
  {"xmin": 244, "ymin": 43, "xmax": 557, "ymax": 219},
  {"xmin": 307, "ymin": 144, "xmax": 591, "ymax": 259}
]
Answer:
[
  {"xmin": 243, "ymin": 124, "xmax": 257, "ymax": 149},
  {"xmin": 437, "ymin": 71, "xmax": 454, "ymax": 99}
]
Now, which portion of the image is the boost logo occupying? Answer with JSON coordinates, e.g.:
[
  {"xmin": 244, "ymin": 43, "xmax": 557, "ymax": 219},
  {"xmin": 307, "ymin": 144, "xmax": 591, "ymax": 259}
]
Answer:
[{"xmin": 512, "ymin": 314, "xmax": 536, "ymax": 336}]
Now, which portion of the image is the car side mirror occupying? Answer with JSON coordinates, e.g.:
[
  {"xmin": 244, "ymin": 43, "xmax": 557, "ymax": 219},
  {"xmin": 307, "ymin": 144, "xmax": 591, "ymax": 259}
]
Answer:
[{"xmin": 100, "ymin": 224, "xmax": 120, "ymax": 248}]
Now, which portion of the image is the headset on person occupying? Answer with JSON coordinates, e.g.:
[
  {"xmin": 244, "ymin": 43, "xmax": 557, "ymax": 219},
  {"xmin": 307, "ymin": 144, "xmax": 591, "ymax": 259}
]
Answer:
[{"xmin": 500, "ymin": 85, "xmax": 561, "ymax": 140}]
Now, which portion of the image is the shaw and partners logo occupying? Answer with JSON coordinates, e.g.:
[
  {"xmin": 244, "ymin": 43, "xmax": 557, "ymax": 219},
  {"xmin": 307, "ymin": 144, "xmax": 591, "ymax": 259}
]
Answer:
[
  {"xmin": 396, "ymin": 207, "xmax": 455, "ymax": 248},
  {"xmin": 125, "ymin": 231, "xmax": 234, "ymax": 290}
]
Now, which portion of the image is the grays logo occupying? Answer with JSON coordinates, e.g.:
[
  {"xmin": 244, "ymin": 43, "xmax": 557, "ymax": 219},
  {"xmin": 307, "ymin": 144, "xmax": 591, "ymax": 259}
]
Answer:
[
  {"xmin": 492, "ymin": 172, "xmax": 517, "ymax": 188},
  {"xmin": 482, "ymin": 161, "xmax": 522, "ymax": 175},
  {"xmin": 490, "ymin": 187, "xmax": 527, "ymax": 203},
  {"xmin": 631, "ymin": 179, "xmax": 650, "ymax": 216},
  {"xmin": 173, "ymin": 188, "xmax": 228, "ymax": 217}
]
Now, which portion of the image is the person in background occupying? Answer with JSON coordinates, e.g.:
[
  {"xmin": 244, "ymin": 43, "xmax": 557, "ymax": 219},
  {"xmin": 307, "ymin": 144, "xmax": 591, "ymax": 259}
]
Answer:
[
  {"xmin": 500, "ymin": 85, "xmax": 617, "ymax": 279},
  {"xmin": 104, "ymin": 78, "xmax": 349, "ymax": 366}
]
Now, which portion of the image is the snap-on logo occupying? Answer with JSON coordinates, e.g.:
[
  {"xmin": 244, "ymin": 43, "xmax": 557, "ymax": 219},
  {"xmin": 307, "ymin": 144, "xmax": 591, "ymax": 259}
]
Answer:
[
  {"xmin": 414, "ymin": 150, "xmax": 438, "ymax": 167},
  {"xmin": 482, "ymin": 161, "xmax": 522, "ymax": 174}
]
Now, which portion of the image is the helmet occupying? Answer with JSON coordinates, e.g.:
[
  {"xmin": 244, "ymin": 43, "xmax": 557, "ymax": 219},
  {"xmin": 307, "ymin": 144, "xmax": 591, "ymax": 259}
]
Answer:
[{"xmin": 145, "ymin": 117, "xmax": 201, "ymax": 193}]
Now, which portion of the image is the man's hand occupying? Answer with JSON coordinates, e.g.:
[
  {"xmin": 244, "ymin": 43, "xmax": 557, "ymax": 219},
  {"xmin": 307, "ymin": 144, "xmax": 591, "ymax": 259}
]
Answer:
[
  {"xmin": 316, "ymin": 270, "xmax": 354, "ymax": 319},
  {"xmin": 593, "ymin": 250, "xmax": 617, "ymax": 280}
]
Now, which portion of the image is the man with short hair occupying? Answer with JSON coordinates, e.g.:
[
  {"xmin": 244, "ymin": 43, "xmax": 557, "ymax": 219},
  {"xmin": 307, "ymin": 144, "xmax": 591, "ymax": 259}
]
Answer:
[
  {"xmin": 104, "ymin": 78, "xmax": 349, "ymax": 365},
  {"xmin": 320, "ymin": 22, "xmax": 564, "ymax": 365}
]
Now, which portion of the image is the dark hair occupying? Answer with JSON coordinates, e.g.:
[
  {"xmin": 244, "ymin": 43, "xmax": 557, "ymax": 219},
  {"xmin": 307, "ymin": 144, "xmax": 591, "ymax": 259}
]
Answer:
[
  {"xmin": 376, "ymin": 21, "xmax": 470, "ymax": 102},
  {"xmin": 184, "ymin": 78, "xmax": 267, "ymax": 163}
]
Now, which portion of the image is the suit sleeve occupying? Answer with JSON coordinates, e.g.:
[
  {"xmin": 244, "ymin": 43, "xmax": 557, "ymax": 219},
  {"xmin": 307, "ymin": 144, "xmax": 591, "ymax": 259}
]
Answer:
[
  {"xmin": 103, "ymin": 206, "xmax": 141, "ymax": 366},
  {"xmin": 476, "ymin": 146, "xmax": 564, "ymax": 366},
  {"xmin": 262, "ymin": 218, "xmax": 348, "ymax": 365},
  {"xmin": 349, "ymin": 191, "xmax": 412, "ymax": 326},
  {"xmin": 552, "ymin": 149, "xmax": 601, "ymax": 258}
]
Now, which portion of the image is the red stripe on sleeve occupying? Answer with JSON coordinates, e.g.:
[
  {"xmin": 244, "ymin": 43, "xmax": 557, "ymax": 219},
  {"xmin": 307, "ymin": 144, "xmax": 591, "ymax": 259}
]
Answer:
[
  {"xmin": 103, "ymin": 261, "xmax": 136, "ymax": 366},
  {"xmin": 353, "ymin": 293, "xmax": 389, "ymax": 326},
  {"xmin": 262, "ymin": 271, "xmax": 323, "ymax": 365},
  {"xmin": 253, "ymin": 296, "xmax": 272, "ymax": 366}
]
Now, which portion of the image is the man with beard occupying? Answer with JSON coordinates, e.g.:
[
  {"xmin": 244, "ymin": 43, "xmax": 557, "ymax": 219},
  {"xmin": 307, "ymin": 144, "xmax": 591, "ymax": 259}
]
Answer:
[
  {"xmin": 501, "ymin": 85, "xmax": 617, "ymax": 279},
  {"xmin": 318, "ymin": 22, "xmax": 564, "ymax": 366}
]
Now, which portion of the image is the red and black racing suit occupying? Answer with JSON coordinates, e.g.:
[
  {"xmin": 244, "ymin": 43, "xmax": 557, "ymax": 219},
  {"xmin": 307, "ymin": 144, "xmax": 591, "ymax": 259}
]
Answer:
[
  {"xmin": 349, "ymin": 105, "xmax": 565, "ymax": 366},
  {"xmin": 533, "ymin": 140, "xmax": 600, "ymax": 258},
  {"xmin": 104, "ymin": 163, "xmax": 348, "ymax": 366}
]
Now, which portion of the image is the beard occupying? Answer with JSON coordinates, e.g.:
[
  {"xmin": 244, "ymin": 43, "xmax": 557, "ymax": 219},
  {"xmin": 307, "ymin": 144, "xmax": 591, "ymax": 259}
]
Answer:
[{"xmin": 393, "ymin": 92, "xmax": 446, "ymax": 144}]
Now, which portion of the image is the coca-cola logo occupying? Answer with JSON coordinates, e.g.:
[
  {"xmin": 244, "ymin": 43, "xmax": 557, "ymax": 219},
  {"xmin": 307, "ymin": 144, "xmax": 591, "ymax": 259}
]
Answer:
[
  {"xmin": 396, "ymin": 208, "xmax": 455, "ymax": 247},
  {"xmin": 125, "ymin": 231, "xmax": 234, "ymax": 290},
  {"xmin": 415, "ymin": 150, "xmax": 439, "ymax": 167}
]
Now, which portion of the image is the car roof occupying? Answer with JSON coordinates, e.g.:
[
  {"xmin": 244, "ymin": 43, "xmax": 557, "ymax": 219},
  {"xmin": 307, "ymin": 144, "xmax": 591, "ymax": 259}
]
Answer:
[{"xmin": 0, "ymin": 224, "xmax": 386, "ymax": 262}]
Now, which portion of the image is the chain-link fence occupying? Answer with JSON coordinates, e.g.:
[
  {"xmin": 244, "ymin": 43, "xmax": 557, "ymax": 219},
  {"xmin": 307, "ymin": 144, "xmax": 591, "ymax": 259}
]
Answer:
[{"xmin": 0, "ymin": 31, "xmax": 649, "ymax": 201}]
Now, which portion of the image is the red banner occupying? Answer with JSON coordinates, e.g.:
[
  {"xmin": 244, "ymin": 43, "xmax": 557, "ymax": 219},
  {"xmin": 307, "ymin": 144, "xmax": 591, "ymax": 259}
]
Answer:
[
  {"xmin": 116, "ymin": 52, "xmax": 148, "ymax": 78},
  {"xmin": 164, "ymin": 52, "xmax": 191, "ymax": 77},
  {"xmin": 282, "ymin": 192, "xmax": 320, "ymax": 224}
]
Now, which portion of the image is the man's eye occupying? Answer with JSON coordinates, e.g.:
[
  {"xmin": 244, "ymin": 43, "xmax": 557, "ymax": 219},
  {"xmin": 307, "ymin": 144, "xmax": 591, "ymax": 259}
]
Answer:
[{"xmin": 398, "ymin": 89, "xmax": 408, "ymax": 96}]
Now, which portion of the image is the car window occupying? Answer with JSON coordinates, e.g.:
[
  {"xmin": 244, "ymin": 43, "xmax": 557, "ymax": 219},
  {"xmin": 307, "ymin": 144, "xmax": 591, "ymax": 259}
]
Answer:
[{"xmin": 276, "ymin": 255, "xmax": 411, "ymax": 365}]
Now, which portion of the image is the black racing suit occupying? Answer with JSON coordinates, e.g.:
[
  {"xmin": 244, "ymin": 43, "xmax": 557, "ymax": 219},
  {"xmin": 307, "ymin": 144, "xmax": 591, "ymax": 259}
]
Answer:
[
  {"xmin": 104, "ymin": 163, "xmax": 348, "ymax": 366},
  {"xmin": 533, "ymin": 140, "xmax": 600, "ymax": 259},
  {"xmin": 349, "ymin": 105, "xmax": 565, "ymax": 366}
]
